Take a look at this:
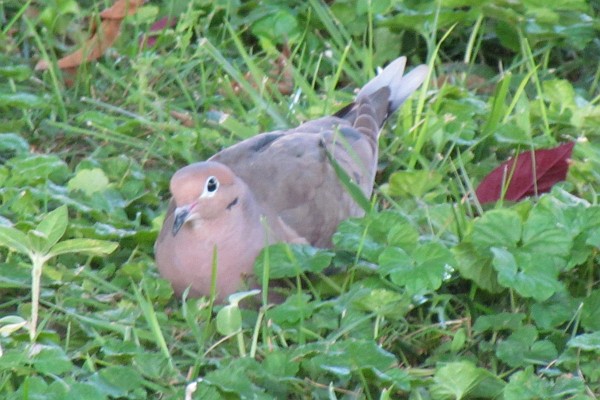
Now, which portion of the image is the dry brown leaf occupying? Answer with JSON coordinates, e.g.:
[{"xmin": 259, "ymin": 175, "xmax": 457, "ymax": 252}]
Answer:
[
  {"xmin": 435, "ymin": 62, "xmax": 495, "ymax": 94},
  {"xmin": 35, "ymin": 0, "xmax": 143, "ymax": 71},
  {"xmin": 273, "ymin": 44, "xmax": 293, "ymax": 95},
  {"xmin": 100, "ymin": 0, "xmax": 145, "ymax": 19},
  {"xmin": 24, "ymin": 6, "xmax": 40, "ymax": 19},
  {"xmin": 170, "ymin": 110, "xmax": 194, "ymax": 127},
  {"xmin": 35, "ymin": 19, "xmax": 122, "ymax": 70},
  {"xmin": 229, "ymin": 43, "xmax": 294, "ymax": 96}
]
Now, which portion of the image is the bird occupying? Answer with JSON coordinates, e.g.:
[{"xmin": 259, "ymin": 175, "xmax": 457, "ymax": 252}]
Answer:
[{"xmin": 155, "ymin": 56, "xmax": 429, "ymax": 302}]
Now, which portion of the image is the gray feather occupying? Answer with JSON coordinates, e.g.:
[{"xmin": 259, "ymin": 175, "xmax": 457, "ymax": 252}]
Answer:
[{"xmin": 209, "ymin": 59, "xmax": 429, "ymax": 246}]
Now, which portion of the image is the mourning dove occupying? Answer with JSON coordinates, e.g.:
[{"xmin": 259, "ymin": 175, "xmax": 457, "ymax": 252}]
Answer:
[{"xmin": 155, "ymin": 56, "xmax": 429, "ymax": 301}]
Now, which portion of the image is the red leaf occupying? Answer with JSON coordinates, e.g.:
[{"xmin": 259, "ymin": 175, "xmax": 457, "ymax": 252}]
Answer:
[
  {"xmin": 475, "ymin": 142, "xmax": 575, "ymax": 204},
  {"xmin": 149, "ymin": 16, "xmax": 177, "ymax": 32},
  {"xmin": 139, "ymin": 16, "xmax": 177, "ymax": 48}
]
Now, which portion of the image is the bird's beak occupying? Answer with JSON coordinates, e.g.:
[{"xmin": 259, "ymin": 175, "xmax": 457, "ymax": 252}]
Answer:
[{"xmin": 172, "ymin": 203, "xmax": 196, "ymax": 236}]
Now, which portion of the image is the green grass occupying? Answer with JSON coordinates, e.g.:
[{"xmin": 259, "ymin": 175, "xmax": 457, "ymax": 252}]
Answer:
[{"xmin": 2, "ymin": 0, "xmax": 600, "ymax": 398}]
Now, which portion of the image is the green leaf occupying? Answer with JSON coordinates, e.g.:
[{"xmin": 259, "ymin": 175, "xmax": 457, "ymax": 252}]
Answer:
[
  {"xmin": 131, "ymin": 354, "xmax": 170, "ymax": 386},
  {"xmin": 496, "ymin": 326, "xmax": 557, "ymax": 368},
  {"xmin": 384, "ymin": 217, "xmax": 420, "ymax": 250},
  {"xmin": 504, "ymin": 367, "xmax": 551, "ymax": 400},
  {"xmin": 521, "ymin": 206, "xmax": 572, "ymax": 258},
  {"xmin": 568, "ymin": 232, "xmax": 594, "ymax": 269},
  {"xmin": 46, "ymin": 380, "xmax": 69, "ymax": 399},
  {"xmin": 528, "ymin": 340, "xmax": 560, "ymax": 364},
  {"xmin": 531, "ymin": 292, "xmax": 581, "ymax": 329},
  {"xmin": 568, "ymin": 332, "xmax": 600, "ymax": 352},
  {"xmin": 0, "ymin": 315, "xmax": 28, "ymax": 336},
  {"xmin": 387, "ymin": 169, "xmax": 443, "ymax": 198},
  {"xmin": 503, "ymin": 360, "xmax": 586, "ymax": 398},
  {"xmin": 0, "ymin": 225, "xmax": 30, "ymax": 255},
  {"xmin": 542, "ymin": 79, "xmax": 576, "ymax": 105},
  {"xmin": 254, "ymin": 243, "xmax": 333, "ymax": 280},
  {"xmin": 473, "ymin": 312, "xmax": 526, "ymax": 333},
  {"xmin": 6, "ymin": 154, "xmax": 70, "ymax": 185},
  {"xmin": 48, "ymin": 239, "xmax": 118, "ymax": 258},
  {"xmin": 450, "ymin": 328, "xmax": 467, "ymax": 353},
  {"xmin": 267, "ymin": 293, "xmax": 315, "ymax": 326},
  {"xmin": 216, "ymin": 304, "xmax": 242, "ymax": 335},
  {"xmin": 378, "ymin": 246, "xmax": 411, "ymax": 276},
  {"xmin": 32, "ymin": 345, "xmax": 74, "ymax": 375},
  {"xmin": 490, "ymin": 246, "xmax": 517, "ymax": 277},
  {"xmin": 63, "ymin": 383, "xmax": 106, "ymax": 400},
  {"xmin": 201, "ymin": 358, "xmax": 268, "ymax": 398},
  {"xmin": 483, "ymin": 73, "xmax": 512, "ymax": 137},
  {"xmin": 56, "ymin": 0, "xmax": 80, "ymax": 15},
  {"xmin": 333, "ymin": 217, "xmax": 381, "ymax": 261},
  {"xmin": 226, "ymin": 289, "xmax": 261, "ymax": 306},
  {"xmin": 356, "ymin": 0, "xmax": 391, "ymax": 14},
  {"xmin": 309, "ymin": 339, "xmax": 396, "ymax": 377},
  {"xmin": 491, "ymin": 247, "xmax": 562, "ymax": 301},
  {"xmin": 496, "ymin": 327, "xmax": 537, "ymax": 368},
  {"xmin": 13, "ymin": 376, "xmax": 49, "ymax": 399},
  {"xmin": 27, "ymin": 229, "xmax": 49, "ymax": 254},
  {"xmin": 0, "ymin": 93, "xmax": 48, "ymax": 109},
  {"xmin": 0, "ymin": 133, "xmax": 29, "ymax": 155},
  {"xmin": 88, "ymin": 366, "xmax": 144, "ymax": 398},
  {"xmin": 68, "ymin": 168, "xmax": 110, "ymax": 196},
  {"xmin": 263, "ymin": 350, "xmax": 300, "ymax": 378},
  {"xmin": 581, "ymin": 289, "xmax": 600, "ymax": 331},
  {"xmin": 332, "ymin": 211, "xmax": 416, "ymax": 262},
  {"xmin": 0, "ymin": 261, "xmax": 30, "ymax": 288},
  {"xmin": 36, "ymin": 205, "xmax": 68, "ymax": 252},
  {"xmin": 469, "ymin": 373, "xmax": 506, "ymax": 399},
  {"xmin": 430, "ymin": 361, "xmax": 486, "ymax": 400},
  {"xmin": 351, "ymin": 288, "xmax": 411, "ymax": 318},
  {"xmin": 251, "ymin": 9, "xmax": 299, "ymax": 42},
  {"xmin": 470, "ymin": 209, "xmax": 522, "ymax": 249},
  {"xmin": 0, "ymin": 65, "xmax": 32, "ymax": 81},
  {"xmin": 380, "ymin": 242, "xmax": 452, "ymax": 294},
  {"xmin": 452, "ymin": 242, "xmax": 502, "ymax": 293}
]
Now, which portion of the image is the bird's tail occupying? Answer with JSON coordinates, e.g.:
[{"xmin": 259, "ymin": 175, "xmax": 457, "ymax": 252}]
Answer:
[{"xmin": 357, "ymin": 56, "xmax": 429, "ymax": 113}]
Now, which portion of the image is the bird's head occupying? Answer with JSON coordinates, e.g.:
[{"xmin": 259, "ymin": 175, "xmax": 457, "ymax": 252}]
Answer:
[{"xmin": 169, "ymin": 161, "xmax": 242, "ymax": 235}]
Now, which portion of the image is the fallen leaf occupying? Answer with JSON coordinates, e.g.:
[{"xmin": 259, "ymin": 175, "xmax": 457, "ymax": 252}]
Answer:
[
  {"xmin": 35, "ymin": 0, "xmax": 144, "ymax": 71},
  {"xmin": 35, "ymin": 19, "xmax": 122, "ymax": 71},
  {"xmin": 170, "ymin": 110, "xmax": 194, "ymax": 127},
  {"xmin": 435, "ymin": 62, "xmax": 496, "ymax": 94},
  {"xmin": 475, "ymin": 142, "xmax": 575, "ymax": 204},
  {"xmin": 100, "ymin": 0, "xmax": 145, "ymax": 19},
  {"xmin": 139, "ymin": 16, "xmax": 177, "ymax": 48},
  {"xmin": 230, "ymin": 43, "xmax": 294, "ymax": 96},
  {"xmin": 273, "ymin": 43, "xmax": 293, "ymax": 95}
]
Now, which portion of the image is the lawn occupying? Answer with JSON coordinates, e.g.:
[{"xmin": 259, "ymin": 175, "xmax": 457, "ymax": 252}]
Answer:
[{"xmin": 1, "ymin": 0, "xmax": 600, "ymax": 399}]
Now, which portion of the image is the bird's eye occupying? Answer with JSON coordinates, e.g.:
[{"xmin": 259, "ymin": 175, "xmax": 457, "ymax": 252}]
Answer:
[{"xmin": 206, "ymin": 176, "xmax": 219, "ymax": 193}]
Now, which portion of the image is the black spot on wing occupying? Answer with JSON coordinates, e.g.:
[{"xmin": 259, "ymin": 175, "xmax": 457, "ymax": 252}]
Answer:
[
  {"xmin": 339, "ymin": 127, "xmax": 362, "ymax": 142},
  {"xmin": 333, "ymin": 102, "xmax": 354, "ymax": 118},
  {"xmin": 226, "ymin": 197, "xmax": 239, "ymax": 210},
  {"xmin": 250, "ymin": 133, "xmax": 284, "ymax": 152}
]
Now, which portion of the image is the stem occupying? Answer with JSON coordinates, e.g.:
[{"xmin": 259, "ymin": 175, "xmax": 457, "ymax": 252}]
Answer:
[
  {"xmin": 250, "ymin": 307, "xmax": 265, "ymax": 359},
  {"xmin": 374, "ymin": 314, "xmax": 381, "ymax": 340},
  {"xmin": 29, "ymin": 253, "xmax": 46, "ymax": 342},
  {"xmin": 236, "ymin": 331, "xmax": 246, "ymax": 357}
]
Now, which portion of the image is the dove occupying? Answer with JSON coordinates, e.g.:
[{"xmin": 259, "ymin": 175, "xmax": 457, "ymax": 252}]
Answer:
[{"xmin": 155, "ymin": 56, "xmax": 429, "ymax": 301}]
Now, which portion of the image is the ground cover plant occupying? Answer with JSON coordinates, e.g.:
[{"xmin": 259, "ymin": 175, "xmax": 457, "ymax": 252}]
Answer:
[{"xmin": 1, "ymin": 0, "xmax": 600, "ymax": 398}]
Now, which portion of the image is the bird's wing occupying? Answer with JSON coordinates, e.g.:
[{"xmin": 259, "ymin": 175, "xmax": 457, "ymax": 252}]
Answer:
[
  {"xmin": 210, "ymin": 58, "xmax": 429, "ymax": 246},
  {"xmin": 210, "ymin": 89, "xmax": 389, "ymax": 246}
]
